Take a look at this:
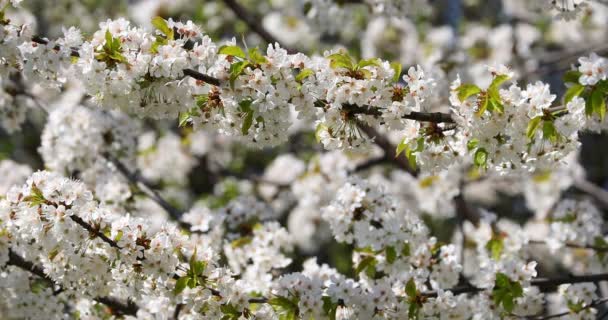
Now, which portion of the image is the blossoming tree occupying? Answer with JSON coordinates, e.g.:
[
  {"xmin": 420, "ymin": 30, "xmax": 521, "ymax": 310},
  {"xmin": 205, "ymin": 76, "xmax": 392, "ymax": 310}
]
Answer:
[{"xmin": 2, "ymin": 0, "xmax": 608, "ymax": 318}]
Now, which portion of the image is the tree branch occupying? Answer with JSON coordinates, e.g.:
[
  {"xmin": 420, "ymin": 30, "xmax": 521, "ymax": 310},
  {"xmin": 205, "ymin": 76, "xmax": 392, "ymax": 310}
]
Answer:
[
  {"xmin": 104, "ymin": 154, "xmax": 194, "ymax": 230},
  {"xmin": 7, "ymin": 249, "xmax": 138, "ymax": 316},
  {"xmin": 221, "ymin": 0, "xmax": 296, "ymax": 53}
]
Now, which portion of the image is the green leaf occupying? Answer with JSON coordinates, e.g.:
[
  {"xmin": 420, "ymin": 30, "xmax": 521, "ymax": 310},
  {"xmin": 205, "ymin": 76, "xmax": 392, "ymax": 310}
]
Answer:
[
  {"xmin": 268, "ymin": 296, "xmax": 299, "ymax": 320},
  {"xmin": 241, "ymin": 111, "xmax": 254, "ymax": 135},
  {"xmin": 385, "ymin": 246, "xmax": 397, "ymax": 264},
  {"xmin": 354, "ymin": 256, "xmax": 376, "ymax": 275},
  {"xmin": 179, "ymin": 112, "xmax": 191, "ymax": 127},
  {"xmin": 564, "ymin": 84, "xmax": 585, "ymax": 104},
  {"xmin": 151, "ymin": 16, "xmax": 174, "ymax": 40},
  {"xmin": 248, "ymin": 47, "xmax": 267, "ymax": 64},
  {"xmin": 174, "ymin": 276, "xmax": 189, "ymax": 295},
  {"xmin": 396, "ymin": 138, "xmax": 409, "ymax": 158},
  {"xmin": 296, "ymin": 68, "xmax": 314, "ymax": 83},
  {"xmin": 526, "ymin": 116, "xmax": 542, "ymax": 140},
  {"xmin": 315, "ymin": 123, "xmax": 328, "ymax": 143},
  {"xmin": 231, "ymin": 236, "xmax": 253, "ymax": 248},
  {"xmin": 401, "ymin": 243, "xmax": 411, "ymax": 257},
  {"xmin": 476, "ymin": 93, "xmax": 489, "ymax": 116},
  {"xmin": 229, "ymin": 61, "xmax": 250, "ymax": 88},
  {"xmin": 357, "ymin": 58, "xmax": 381, "ymax": 69},
  {"xmin": 492, "ymin": 273, "xmax": 524, "ymax": 313},
  {"xmin": 591, "ymin": 88, "xmax": 606, "ymax": 120},
  {"xmin": 485, "ymin": 238, "xmax": 504, "ymax": 260},
  {"xmin": 542, "ymin": 120, "xmax": 559, "ymax": 142},
  {"xmin": 322, "ymin": 296, "xmax": 338, "ymax": 320},
  {"xmin": 105, "ymin": 30, "xmax": 113, "ymax": 49},
  {"xmin": 220, "ymin": 304, "xmax": 241, "ymax": 318},
  {"xmin": 456, "ymin": 84, "xmax": 481, "ymax": 102},
  {"xmin": 408, "ymin": 302, "xmax": 420, "ymax": 320},
  {"xmin": 390, "ymin": 62, "xmax": 402, "ymax": 83},
  {"xmin": 22, "ymin": 184, "xmax": 46, "ymax": 207},
  {"xmin": 467, "ymin": 139, "xmax": 478, "ymax": 151},
  {"xmin": 405, "ymin": 278, "xmax": 417, "ymax": 298},
  {"xmin": 489, "ymin": 74, "xmax": 510, "ymax": 92},
  {"xmin": 563, "ymin": 70, "xmax": 582, "ymax": 84},
  {"xmin": 219, "ymin": 45, "xmax": 246, "ymax": 59},
  {"xmin": 473, "ymin": 148, "xmax": 488, "ymax": 168},
  {"xmin": 567, "ymin": 300, "xmax": 584, "ymax": 313},
  {"xmin": 327, "ymin": 52, "xmax": 354, "ymax": 70}
]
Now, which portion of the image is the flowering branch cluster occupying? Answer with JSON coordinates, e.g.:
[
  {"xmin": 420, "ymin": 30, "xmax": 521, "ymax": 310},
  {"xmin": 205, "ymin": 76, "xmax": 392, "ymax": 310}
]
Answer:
[{"xmin": 2, "ymin": 0, "xmax": 608, "ymax": 319}]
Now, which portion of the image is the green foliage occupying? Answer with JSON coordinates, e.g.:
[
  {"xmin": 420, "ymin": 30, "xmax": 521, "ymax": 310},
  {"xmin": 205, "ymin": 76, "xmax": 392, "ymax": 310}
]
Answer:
[
  {"xmin": 152, "ymin": 17, "xmax": 174, "ymax": 40},
  {"xmin": 354, "ymin": 255, "xmax": 377, "ymax": 278},
  {"xmin": 95, "ymin": 30, "xmax": 127, "ymax": 68},
  {"xmin": 492, "ymin": 273, "xmax": 524, "ymax": 313},
  {"xmin": 473, "ymin": 148, "xmax": 488, "ymax": 168},
  {"xmin": 22, "ymin": 184, "xmax": 46, "ymax": 207},
  {"xmin": 322, "ymin": 296, "xmax": 338, "ymax": 320},
  {"xmin": 485, "ymin": 236, "xmax": 504, "ymax": 260},
  {"xmin": 390, "ymin": 62, "xmax": 402, "ymax": 83},
  {"xmin": 295, "ymin": 68, "xmax": 314, "ymax": 83},
  {"xmin": 174, "ymin": 248, "xmax": 208, "ymax": 295},
  {"xmin": 405, "ymin": 279, "xmax": 421, "ymax": 319},
  {"xmin": 385, "ymin": 246, "xmax": 397, "ymax": 264},
  {"xmin": 564, "ymin": 84, "xmax": 585, "ymax": 104},
  {"xmin": 396, "ymin": 137, "xmax": 424, "ymax": 170},
  {"xmin": 590, "ymin": 88, "xmax": 606, "ymax": 120},
  {"xmin": 218, "ymin": 45, "xmax": 246, "ymax": 59},
  {"xmin": 268, "ymin": 296, "xmax": 299, "ymax": 320},
  {"xmin": 563, "ymin": 70, "xmax": 582, "ymax": 84},
  {"xmin": 455, "ymin": 84, "xmax": 481, "ymax": 102},
  {"xmin": 526, "ymin": 116, "xmax": 542, "ymax": 139}
]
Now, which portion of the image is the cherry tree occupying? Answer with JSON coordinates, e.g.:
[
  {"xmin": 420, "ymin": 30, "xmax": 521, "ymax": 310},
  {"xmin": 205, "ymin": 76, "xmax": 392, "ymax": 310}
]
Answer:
[{"xmin": 2, "ymin": 0, "xmax": 608, "ymax": 319}]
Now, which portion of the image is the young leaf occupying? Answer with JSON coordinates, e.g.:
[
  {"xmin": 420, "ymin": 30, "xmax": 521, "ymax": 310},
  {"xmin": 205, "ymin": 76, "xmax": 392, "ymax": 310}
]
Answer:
[
  {"xmin": 385, "ymin": 246, "xmax": 397, "ymax": 264},
  {"xmin": 151, "ymin": 17, "xmax": 174, "ymax": 40},
  {"xmin": 174, "ymin": 276, "xmax": 189, "ymax": 295},
  {"xmin": 405, "ymin": 278, "xmax": 417, "ymax": 298},
  {"xmin": 327, "ymin": 52, "xmax": 354, "ymax": 70},
  {"xmin": 357, "ymin": 58, "xmax": 381, "ymax": 69},
  {"xmin": 542, "ymin": 120, "xmax": 559, "ymax": 142},
  {"xmin": 563, "ymin": 70, "xmax": 582, "ymax": 84},
  {"xmin": 241, "ymin": 110, "xmax": 254, "ymax": 135},
  {"xmin": 248, "ymin": 47, "xmax": 267, "ymax": 64},
  {"xmin": 354, "ymin": 256, "xmax": 376, "ymax": 275},
  {"xmin": 526, "ymin": 116, "xmax": 542, "ymax": 140},
  {"xmin": 456, "ymin": 84, "xmax": 481, "ymax": 102},
  {"xmin": 396, "ymin": 138, "xmax": 409, "ymax": 158},
  {"xmin": 390, "ymin": 62, "xmax": 402, "ymax": 83},
  {"xmin": 219, "ymin": 45, "xmax": 246, "ymax": 59},
  {"xmin": 296, "ymin": 68, "xmax": 314, "ymax": 83},
  {"xmin": 591, "ymin": 88, "xmax": 606, "ymax": 120},
  {"xmin": 485, "ymin": 238, "xmax": 504, "ymax": 260},
  {"xmin": 473, "ymin": 148, "xmax": 488, "ymax": 168},
  {"xmin": 315, "ymin": 123, "xmax": 328, "ymax": 143},
  {"xmin": 322, "ymin": 296, "xmax": 338, "ymax": 320},
  {"xmin": 229, "ymin": 61, "xmax": 250, "ymax": 88},
  {"xmin": 563, "ymin": 84, "xmax": 584, "ymax": 104}
]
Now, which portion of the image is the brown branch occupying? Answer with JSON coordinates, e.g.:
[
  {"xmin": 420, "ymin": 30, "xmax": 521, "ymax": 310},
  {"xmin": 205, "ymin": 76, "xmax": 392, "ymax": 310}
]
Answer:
[
  {"xmin": 423, "ymin": 273, "xmax": 608, "ymax": 298},
  {"xmin": 70, "ymin": 215, "xmax": 121, "ymax": 249},
  {"xmin": 221, "ymin": 0, "xmax": 296, "ymax": 53},
  {"xmin": 104, "ymin": 154, "xmax": 195, "ymax": 231},
  {"xmin": 529, "ymin": 239, "xmax": 608, "ymax": 252},
  {"xmin": 7, "ymin": 249, "xmax": 138, "ymax": 316},
  {"xmin": 573, "ymin": 179, "xmax": 608, "ymax": 211},
  {"xmin": 357, "ymin": 122, "xmax": 418, "ymax": 175},
  {"xmin": 528, "ymin": 297, "xmax": 608, "ymax": 319}
]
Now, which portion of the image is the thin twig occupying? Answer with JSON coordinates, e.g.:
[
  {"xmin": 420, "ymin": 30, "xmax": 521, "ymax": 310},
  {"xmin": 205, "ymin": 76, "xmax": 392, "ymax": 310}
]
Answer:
[
  {"xmin": 528, "ymin": 240, "xmax": 608, "ymax": 252},
  {"xmin": 104, "ymin": 153, "xmax": 193, "ymax": 230},
  {"xmin": 7, "ymin": 249, "xmax": 139, "ymax": 316},
  {"xmin": 529, "ymin": 297, "xmax": 608, "ymax": 320},
  {"xmin": 221, "ymin": 0, "xmax": 296, "ymax": 53}
]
